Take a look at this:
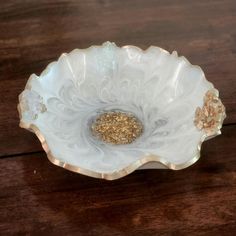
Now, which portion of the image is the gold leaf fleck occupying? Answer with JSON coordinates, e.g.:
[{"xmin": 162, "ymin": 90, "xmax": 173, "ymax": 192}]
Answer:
[{"xmin": 194, "ymin": 89, "xmax": 225, "ymax": 136}]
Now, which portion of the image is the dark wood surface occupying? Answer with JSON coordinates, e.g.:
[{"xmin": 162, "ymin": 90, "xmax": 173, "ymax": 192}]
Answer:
[{"xmin": 0, "ymin": 0, "xmax": 235, "ymax": 235}]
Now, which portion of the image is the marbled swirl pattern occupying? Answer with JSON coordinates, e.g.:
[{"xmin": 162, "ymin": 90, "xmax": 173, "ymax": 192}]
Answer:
[{"xmin": 19, "ymin": 42, "xmax": 223, "ymax": 176}]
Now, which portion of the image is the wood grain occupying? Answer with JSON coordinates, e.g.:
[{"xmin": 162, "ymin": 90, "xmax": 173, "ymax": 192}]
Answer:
[
  {"xmin": 0, "ymin": 1, "xmax": 236, "ymax": 235},
  {"xmin": 0, "ymin": 125, "xmax": 236, "ymax": 235},
  {"xmin": 0, "ymin": 0, "xmax": 236, "ymax": 156}
]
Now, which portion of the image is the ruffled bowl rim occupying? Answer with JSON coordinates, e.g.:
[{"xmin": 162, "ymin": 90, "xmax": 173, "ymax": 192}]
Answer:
[{"xmin": 17, "ymin": 43, "xmax": 226, "ymax": 180}]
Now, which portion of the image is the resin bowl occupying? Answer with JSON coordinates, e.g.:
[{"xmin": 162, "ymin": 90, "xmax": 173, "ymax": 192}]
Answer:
[{"xmin": 18, "ymin": 42, "xmax": 226, "ymax": 180}]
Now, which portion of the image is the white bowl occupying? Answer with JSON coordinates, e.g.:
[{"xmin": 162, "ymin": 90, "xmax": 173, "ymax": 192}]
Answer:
[{"xmin": 18, "ymin": 42, "xmax": 226, "ymax": 180}]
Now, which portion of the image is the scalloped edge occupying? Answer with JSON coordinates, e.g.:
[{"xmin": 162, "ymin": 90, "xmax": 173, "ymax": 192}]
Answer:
[{"xmin": 17, "ymin": 43, "xmax": 226, "ymax": 180}]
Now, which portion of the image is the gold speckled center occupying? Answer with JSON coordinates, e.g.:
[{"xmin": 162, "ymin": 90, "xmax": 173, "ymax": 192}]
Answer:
[{"xmin": 91, "ymin": 111, "xmax": 143, "ymax": 145}]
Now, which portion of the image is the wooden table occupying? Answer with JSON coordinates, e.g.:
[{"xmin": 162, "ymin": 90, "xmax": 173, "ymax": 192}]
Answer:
[{"xmin": 0, "ymin": 0, "xmax": 236, "ymax": 235}]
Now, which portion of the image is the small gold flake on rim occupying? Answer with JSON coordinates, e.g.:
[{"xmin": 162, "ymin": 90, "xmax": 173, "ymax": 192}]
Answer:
[
  {"xmin": 194, "ymin": 89, "xmax": 226, "ymax": 136},
  {"xmin": 91, "ymin": 111, "xmax": 143, "ymax": 145}
]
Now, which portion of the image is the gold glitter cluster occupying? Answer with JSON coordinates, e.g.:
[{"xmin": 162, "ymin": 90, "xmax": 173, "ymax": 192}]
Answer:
[
  {"xmin": 91, "ymin": 111, "xmax": 143, "ymax": 145},
  {"xmin": 194, "ymin": 89, "xmax": 225, "ymax": 136}
]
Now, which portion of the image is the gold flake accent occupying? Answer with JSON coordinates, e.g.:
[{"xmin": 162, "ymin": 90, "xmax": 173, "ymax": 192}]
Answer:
[
  {"xmin": 194, "ymin": 89, "xmax": 226, "ymax": 136},
  {"xmin": 91, "ymin": 111, "xmax": 143, "ymax": 145}
]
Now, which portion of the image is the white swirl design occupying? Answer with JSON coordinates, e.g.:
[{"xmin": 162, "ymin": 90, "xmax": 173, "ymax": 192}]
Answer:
[{"xmin": 18, "ymin": 42, "xmax": 225, "ymax": 178}]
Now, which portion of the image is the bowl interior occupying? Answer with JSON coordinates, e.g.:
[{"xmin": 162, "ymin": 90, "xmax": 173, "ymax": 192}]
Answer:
[{"xmin": 19, "ymin": 42, "xmax": 216, "ymax": 177}]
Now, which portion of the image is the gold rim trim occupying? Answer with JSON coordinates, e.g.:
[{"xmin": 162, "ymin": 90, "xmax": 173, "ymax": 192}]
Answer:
[
  {"xmin": 17, "ymin": 101, "xmax": 223, "ymax": 180},
  {"xmin": 17, "ymin": 44, "xmax": 226, "ymax": 180}
]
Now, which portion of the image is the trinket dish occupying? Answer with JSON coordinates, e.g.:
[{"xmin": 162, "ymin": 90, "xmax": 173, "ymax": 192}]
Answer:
[{"xmin": 18, "ymin": 42, "xmax": 226, "ymax": 180}]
